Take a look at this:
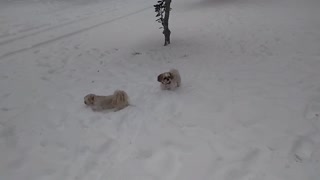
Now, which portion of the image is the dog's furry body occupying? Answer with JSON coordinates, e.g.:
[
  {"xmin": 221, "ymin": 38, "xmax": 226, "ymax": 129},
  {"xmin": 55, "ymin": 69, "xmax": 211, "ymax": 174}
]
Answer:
[
  {"xmin": 157, "ymin": 68, "xmax": 181, "ymax": 90},
  {"xmin": 84, "ymin": 90, "xmax": 129, "ymax": 111}
]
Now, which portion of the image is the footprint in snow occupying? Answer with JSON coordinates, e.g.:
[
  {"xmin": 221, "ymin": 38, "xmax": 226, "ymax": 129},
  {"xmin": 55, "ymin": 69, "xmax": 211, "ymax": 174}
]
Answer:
[
  {"xmin": 304, "ymin": 95, "xmax": 320, "ymax": 131},
  {"xmin": 222, "ymin": 148, "xmax": 261, "ymax": 180},
  {"xmin": 290, "ymin": 136, "xmax": 315, "ymax": 163},
  {"xmin": 305, "ymin": 98, "xmax": 320, "ymax": 120},
  {"xmin": 144, "ymin": 148, "xmax": 181, "ymax": 180}
]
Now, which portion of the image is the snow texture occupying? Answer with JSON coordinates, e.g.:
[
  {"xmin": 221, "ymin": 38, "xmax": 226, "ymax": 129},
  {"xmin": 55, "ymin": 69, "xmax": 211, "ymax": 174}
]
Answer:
[{"xmin": 0, "ymin": 0, "xmax": 320, "ymax": 179}]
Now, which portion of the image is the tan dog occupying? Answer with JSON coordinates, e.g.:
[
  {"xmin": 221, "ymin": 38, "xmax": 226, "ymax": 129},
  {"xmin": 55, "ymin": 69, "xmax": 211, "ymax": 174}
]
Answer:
[
  {"xmin": 157, "ymin": 68, "xmax": 181, "ymax": 90},
  {"xmin": 84, "ymin": 90, "xmax": 129, "ymax": 112}
]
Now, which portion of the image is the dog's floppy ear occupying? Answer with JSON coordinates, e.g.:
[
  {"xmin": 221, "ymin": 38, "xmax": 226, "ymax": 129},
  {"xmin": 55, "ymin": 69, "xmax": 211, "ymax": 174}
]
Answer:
[
  {"xmin": 169, "ymin": 72, "xmax": 174, "ymax": 79},
  {"xmin": 89, "ymin": 94, "xmax": 95, "ymax": 103},
  {"xmin": 157, "ymin": 74, "xmax": 163, "ymax": 82}
]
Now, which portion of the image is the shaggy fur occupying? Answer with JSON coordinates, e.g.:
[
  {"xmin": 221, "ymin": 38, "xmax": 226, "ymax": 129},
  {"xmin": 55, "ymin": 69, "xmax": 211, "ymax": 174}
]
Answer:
[
  {"xmin": 157, "ymin": 68, "xmax": 181, "ymax": 90},
  {"xmin": 84, "ymin": 90, "xmax": 129, "ymax": 112}
]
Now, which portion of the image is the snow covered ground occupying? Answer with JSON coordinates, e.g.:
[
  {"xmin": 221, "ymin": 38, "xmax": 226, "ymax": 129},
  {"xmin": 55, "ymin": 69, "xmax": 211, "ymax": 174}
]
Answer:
[{"xmin": 0, "ymin": 0, "xmax": 320, "ymax": 179}]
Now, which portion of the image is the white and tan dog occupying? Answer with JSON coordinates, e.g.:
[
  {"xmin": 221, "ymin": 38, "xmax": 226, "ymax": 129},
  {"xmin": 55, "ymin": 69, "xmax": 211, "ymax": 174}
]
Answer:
[
  {"xmin": 84, "ymin": 90, "xmax": 129, "ymax": 112},
  {"xmin": 157, "ymin": 68, "xmax": 181, "ymax": 90}
]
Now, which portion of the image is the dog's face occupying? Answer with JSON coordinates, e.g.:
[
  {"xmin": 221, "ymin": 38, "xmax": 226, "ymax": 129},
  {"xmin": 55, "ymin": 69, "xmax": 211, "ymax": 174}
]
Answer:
[
  {"xmin": 158, "ymin": 72, "xmax": 173, "ymax": 85},
  {"xmin": 84, "ymin": 94, "xmax": 95, "ymax": 105}
]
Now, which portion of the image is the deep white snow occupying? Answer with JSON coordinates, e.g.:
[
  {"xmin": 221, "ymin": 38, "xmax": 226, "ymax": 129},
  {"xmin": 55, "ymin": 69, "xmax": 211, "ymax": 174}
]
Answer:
[{"xmin": 0, "ymin": 0, "xmax": 320, "ymax": 179}]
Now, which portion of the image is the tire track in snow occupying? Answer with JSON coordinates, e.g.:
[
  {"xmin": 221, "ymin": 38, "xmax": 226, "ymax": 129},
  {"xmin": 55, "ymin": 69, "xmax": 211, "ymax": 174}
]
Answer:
[
  {"xmin": 0, "ymin": 0, "xmax": 124, "ymax": 43},
  {"xmin": 0, "ymin": 5, "xmax": 152, "ymax": 60},
  {"xmin": 0, "ymin": 6, "xmax": 116, "ymax": 46}
]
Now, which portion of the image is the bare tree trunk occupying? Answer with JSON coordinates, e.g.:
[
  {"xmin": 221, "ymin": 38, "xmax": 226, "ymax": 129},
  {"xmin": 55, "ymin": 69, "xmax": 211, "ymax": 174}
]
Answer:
[{"xmin": 162, "ymin": 0, "xmax": 171, "ymax": 46}]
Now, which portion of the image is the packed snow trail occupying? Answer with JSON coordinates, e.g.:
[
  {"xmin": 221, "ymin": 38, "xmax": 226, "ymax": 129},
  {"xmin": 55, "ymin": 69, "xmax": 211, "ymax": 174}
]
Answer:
[
  {"xmin": 0, "ymin": 0, "xmax": 320, "ymax": 180},
  {"xmin": 0, "ymin": 0, "xmax": 152, "ymax": 59}
]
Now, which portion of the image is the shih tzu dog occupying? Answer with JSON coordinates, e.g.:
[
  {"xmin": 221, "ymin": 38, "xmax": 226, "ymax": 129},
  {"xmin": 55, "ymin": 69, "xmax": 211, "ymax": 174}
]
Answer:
[
  {"xmin": 157, "ymin": 68, "xmax": 181, "ymax": 90},
  {"xmin": 84, "ymin": 90, "xmax": 129, "ymax": 112}
]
